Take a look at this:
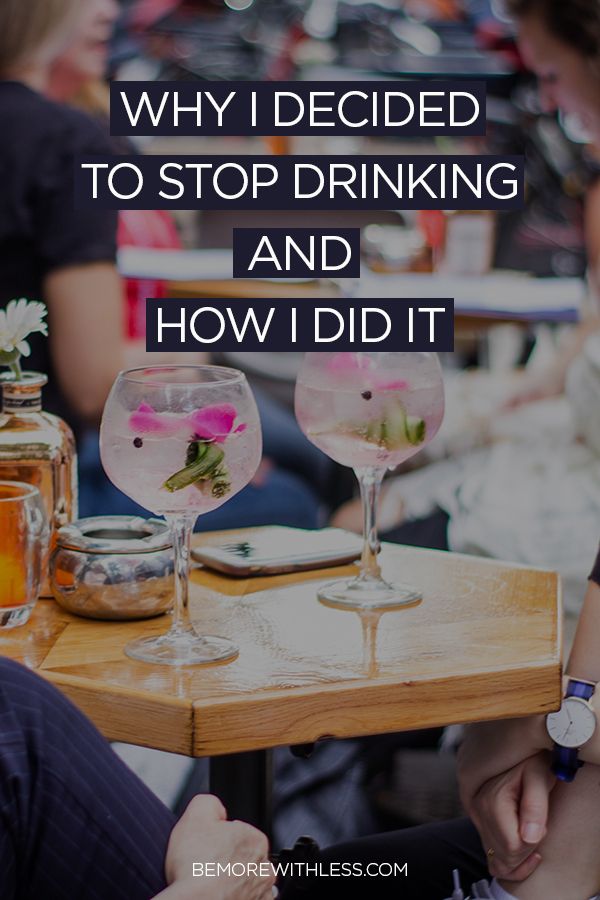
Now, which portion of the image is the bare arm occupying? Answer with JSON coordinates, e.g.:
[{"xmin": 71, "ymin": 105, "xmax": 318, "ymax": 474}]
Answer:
[
  {"xmin": 502, "ymin": 318, "xmax": 600, "ymax": 409},
  {"xmin": 459, "ymin": 580, "xmax": 600, "ymax": 804},
  {"xmin": 44, "ymin": 263, "xmax": 210, "ymax": 424},
  {"xmin": 459, "ymin": 579, "xmax": 600, "ymax": 883},
  {"xmin": 502, "ymin": 178, "xmax": 600, "ymax": 409},
  {"xmin": 504, "ymin": 762, "xmax": 600, "ymax": 900},
  {"xmin": 585, "ymin": 176, "xmax": 600, "ymax": 300},
  {"xmin": 567, "ymin": 579, "xmax": 600, "ymax": 682},
  {"xmin": 548, "ymin": 317, "xmax": 600, "ymax": 385},
  {"xmin": 44, "ymin": 262, "xmax": 124, "ymax": 423}
]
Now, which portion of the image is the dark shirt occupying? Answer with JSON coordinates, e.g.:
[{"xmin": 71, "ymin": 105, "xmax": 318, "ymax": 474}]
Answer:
[
  {"xmin": 0, "ymin": 656, "xmax": 174, "ymax": 899},
  {"xmin": 590, "ymin": 545, "xmax": 600, "ymax": 587},
  {"xmin": 0, "ymin": 81, "xmax": 117, "ymax": 424}
]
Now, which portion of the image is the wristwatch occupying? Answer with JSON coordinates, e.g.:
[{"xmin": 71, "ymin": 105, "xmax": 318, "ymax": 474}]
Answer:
[{"xmin": 546, "ymin": 678, "xmax": 597, "ymax": 782}]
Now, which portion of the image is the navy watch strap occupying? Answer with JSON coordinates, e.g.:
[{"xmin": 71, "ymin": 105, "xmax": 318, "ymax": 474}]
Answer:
[
  {"xmin": 566, "ymin": 679, "xmax": 595, "ymax": 701},
  {"xmin": 551, "ymin": 679, "xmax": 596, "ymax": 782},
  {"xmin": 551, "ymin": 745, "xmax": 584, "ymax": 782}
]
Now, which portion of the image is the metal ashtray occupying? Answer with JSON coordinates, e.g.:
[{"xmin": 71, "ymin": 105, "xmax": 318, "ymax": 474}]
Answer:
[{"xmin": 50, "ymin": 516, "xmax": 174, "ymax": 621}]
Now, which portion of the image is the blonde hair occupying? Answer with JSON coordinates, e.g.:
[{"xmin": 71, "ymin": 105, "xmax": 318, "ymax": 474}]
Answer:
[
  {"xmin": 72, "ymin": 80, "xmax": 111, "ymax": 118},
  {"xmin": 0, "ymin": 0, "xmax": 80, "ymax": 76}
]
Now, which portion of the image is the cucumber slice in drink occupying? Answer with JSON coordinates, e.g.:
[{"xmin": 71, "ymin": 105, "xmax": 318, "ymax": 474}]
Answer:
[
  {"xmin": 357, "ymin": 404, "xmax": 426, "ymax": 450},
  {"xmin": 365, "ymin": 419, "xmax": 384, "ymax": 445},
  {"xmin": 404, "ymin": 415, "xmax": 426, "ymax": 446},
  {"xmin": 380, "ymin": 406, "xmax": 407, "ymax": 450},
  {"xmin": 381, "ymin": 405, "xmax": 427, "ymax": 450}
]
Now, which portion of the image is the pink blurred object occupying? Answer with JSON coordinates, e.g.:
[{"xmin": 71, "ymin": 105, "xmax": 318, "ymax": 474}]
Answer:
[
  {"xmin": 129, "ymin": 402, "xmax": 182, "ymax": 436},
  {"xmin": 327, "ymin": 354, "xmax": 409, "ymax": 392},
  {"xmin": 328, "ymin": 353, "xmax": 373, "ymax": 375},
  {"xmin": 187, "ymin": 405, "xmax": 247, "ymax": 443},
  {"xmin": 118, "ymin": 209, "xmax": 183, "ymax": 340},
  {"xmin": 377, "ymin": 379, "xmax": 410, "ymax": 391},
  {"xmin": 129, "ymin": 403, "xmax": 246, "ymax": 443},
  {"xmin": 129, "ymin": 0, "xmax": 181, "ymax": 30},
  {"xmin": 418, "ymin": 209, "xmax": 446, "ymax": 251}
]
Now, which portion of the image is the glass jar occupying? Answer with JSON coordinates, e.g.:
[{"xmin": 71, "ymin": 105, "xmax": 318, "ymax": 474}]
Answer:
[
  {"xmin": 0, "ymin": 372, "xmax": 77, "ymax": 595},
  {"xmin": 0, "ymin": 481, "xmax": 48, "ymax": 627}
]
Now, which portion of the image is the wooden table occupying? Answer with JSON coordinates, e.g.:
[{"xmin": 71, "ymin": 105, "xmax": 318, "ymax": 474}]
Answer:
[{"xmin": 1, "ymin": 535, "xmax": 562, "ymax": 833}]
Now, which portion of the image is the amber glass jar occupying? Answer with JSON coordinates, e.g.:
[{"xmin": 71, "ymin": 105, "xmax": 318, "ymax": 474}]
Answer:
[{"xmin": 0, "ymin": 372, "xmax": 77, "ymax": 595}]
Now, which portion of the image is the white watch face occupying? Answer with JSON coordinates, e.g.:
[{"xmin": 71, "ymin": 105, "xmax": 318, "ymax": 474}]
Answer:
[{"xmin": 547, "ymin": 697, "xmax": 596, "ymax": 748}]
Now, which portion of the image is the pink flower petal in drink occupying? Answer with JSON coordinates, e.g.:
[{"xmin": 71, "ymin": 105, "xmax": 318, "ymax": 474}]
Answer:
[
  {"xmin": 376, "ymin": 378, "xmax": 410, "ymax": 391},
  {"xmin": 327, "ymin": 353, "xmax": 373, "ymax": 375},
  {"xmin": 187, "ymin": 404, "xmax": 242, "ymax": 443},
  {"xmin": 129, "ymin": 403, "xmax": 181, "ymax": 436},
  {"xmin": 327, "ymin": 355, "xmax": 408, "ymax": 392}
]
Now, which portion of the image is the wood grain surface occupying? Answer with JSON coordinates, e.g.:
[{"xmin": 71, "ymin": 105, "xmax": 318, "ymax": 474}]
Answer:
[{"xmin": 2, "ymin": 533, "xmax": 562, "ymax": 757}]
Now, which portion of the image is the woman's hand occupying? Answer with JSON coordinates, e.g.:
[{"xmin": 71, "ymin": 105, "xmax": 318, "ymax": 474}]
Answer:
[
  {"xmin": 501, "ymin": 365, "xmax": 566, "ymax": 411},
  {"xmin": 468, "ymin": 754, "xmax": 555, "ymax": 883},
  {"xmin": 331, "ymin": 481, "xmax": 405, "ymax": 534},
  {"xmin": 156, "ymin": 795, "xmax": 276, "ymax": 900},
  {"xmin": 458, "ymin": 716, "xmax": 551, "ymax": 816}
]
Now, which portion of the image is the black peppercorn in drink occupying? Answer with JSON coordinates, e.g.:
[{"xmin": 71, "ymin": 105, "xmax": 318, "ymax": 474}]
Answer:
[
  {"xmin": 294, "ymin": 352, "xmax": 445, "ymax": 611},
  {"xmin": 295, "ymin": 352, "xmax": 444, "ymax": 470},
  {"xmin": 98, "ymin": 365, "xmax": 262, "ymax": 666},
  {"xmin": 100, "ymin": 367, "xmax": 262, "ymax": 518}
]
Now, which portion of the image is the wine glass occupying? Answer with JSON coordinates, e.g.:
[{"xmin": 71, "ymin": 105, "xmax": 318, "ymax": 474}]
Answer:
[
  {"xmin": 100, "ymin": 366, "xmax": 262, "ymax": 666},
  {"xmin": 295, "ymin": 352, "xmax": 444, "ymax": 610}
]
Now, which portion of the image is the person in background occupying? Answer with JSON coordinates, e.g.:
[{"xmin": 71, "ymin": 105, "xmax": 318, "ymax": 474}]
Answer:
[
  {"xmin": 282, "ymin": 558, "xmax": 600, "ymax": 893},
  {"xmin": 44, "ymin": 0, "xmax": 329, "ymax": 528},
  {"xmin": 332, "ymin": 0, "xmax": 600, "ymax": 579},
  {"xmin": 0, "ymin": 0, "xmax": 123, "ymax": 427},
  {"xmin": 284, "ymin": 4, "xmax": 600, "ymax": 898},
  {"xmin": 47, "ymin": 0, "xmax": 190, "ymax": 348},
  {"xmin": 501, "ymin": 3, "xmax": 600, "ymax": 409},
  {"xmin": 0, "ymin": 0, "xmax": 207, "ymax": 424}
]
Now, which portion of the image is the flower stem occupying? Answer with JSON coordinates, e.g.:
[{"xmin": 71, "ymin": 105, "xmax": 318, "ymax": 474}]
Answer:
[
  {"xmin": 163, "ymin": 440, "xmax": 228, "ymax": 494},
  {"xmin": 9, "ymin": 358, "xmax": 22, "ymax": 380}
]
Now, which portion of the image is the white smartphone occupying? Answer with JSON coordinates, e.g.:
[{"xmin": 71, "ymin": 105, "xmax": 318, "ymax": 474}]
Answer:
[{"xmin": 191, "ymin": 526, "xmax": 363, "ymax": 577}]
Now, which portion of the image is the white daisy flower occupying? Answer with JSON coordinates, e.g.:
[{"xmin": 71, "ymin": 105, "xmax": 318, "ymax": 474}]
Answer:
[{"xmin": 0, "ymin": 298, "xmax": 48, "ymax": 358}]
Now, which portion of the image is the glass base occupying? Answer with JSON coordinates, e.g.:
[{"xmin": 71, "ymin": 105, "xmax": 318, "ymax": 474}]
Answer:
[
  {"xmin": 125, "ymin": 629, "xmax": 239, "ymax": 666},
  {"xmin": 318, "ymin": 576, "xmax": 421, "ymax": 611},
  {"xmin": 0, "ymin": 603, "xmax": 35, "ymax": 630}
]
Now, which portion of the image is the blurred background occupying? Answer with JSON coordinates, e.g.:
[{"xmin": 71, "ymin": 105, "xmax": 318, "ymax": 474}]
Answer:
[
  {"xmin": 12, "ymin": 0, "xmax": 600, "ymax": 860},
  {"xmin": 89, "ymin": 0, "xmax": 600, "ymax": 850}
]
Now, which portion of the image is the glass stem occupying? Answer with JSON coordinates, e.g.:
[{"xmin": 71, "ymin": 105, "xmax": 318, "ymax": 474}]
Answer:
[
  {"xmin": 359, "ymin": 609, "xmax": 382, "ymax": 677},
  {"xmin": 356, "ymin": 467, "xmax": 384, "ymax": 581},
  {"xmin": 166, "ymin": 515, "xmax": 195, "ymax": 636}
]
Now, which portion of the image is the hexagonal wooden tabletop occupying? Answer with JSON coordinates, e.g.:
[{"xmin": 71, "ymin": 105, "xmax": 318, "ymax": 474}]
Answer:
[{"xmin": 1, "ymin": 535, "xmax": 562, "ymax": 758}]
